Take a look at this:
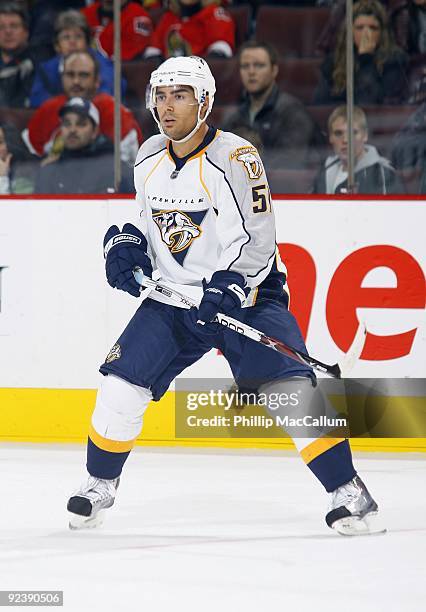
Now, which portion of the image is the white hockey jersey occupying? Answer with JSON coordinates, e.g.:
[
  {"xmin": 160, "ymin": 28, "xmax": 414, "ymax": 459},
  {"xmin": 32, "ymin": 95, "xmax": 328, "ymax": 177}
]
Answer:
[{"xmin": 133, "ymin": 126, "xmax": 284, "ymax": 307}]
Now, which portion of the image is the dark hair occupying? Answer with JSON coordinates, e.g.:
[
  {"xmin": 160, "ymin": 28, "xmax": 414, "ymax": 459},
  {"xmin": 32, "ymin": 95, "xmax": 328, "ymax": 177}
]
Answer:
[
  {"xmin": 332, "ymin": 0, "xmax": 398, "ymax": 95},
  {"xmin": 238, "ymin": 40, "xmax": 279, "ymax": 67},
  {"xmin": 63, "ymin": 50, "xmax": 100, "ymax": 80},
  {"xmin": 54, "ymin": 10, "xmax": 91, "ymax": 46},
  {"xmin": 0, "ymin": 2, "xmax": 29, "ymax": 29}
]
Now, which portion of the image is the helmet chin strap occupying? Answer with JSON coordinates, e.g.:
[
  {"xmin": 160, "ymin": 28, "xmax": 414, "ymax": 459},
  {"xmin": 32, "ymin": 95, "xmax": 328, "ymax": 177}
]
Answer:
[{"xmin": 159, "ymin": 104, "xmax": 207, "ymax": 144}]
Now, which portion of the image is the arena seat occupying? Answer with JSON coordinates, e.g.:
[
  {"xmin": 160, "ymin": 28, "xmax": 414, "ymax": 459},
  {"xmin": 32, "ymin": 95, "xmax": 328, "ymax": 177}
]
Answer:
[
  {"xmin": 256, "ymin": 6, "xmax": 331, "ymax": 58},
  {"xmin": 123, "ymin": 60, "xmax": 161, "ymax": 107},
  {"xmin": 267, "ymin": 168, "xmax": 316, "ymax": 195},
  {"xmin": 364, "ymin": 105, "xmax": 414, "ymax": 135},
  {"xmin": 307, "ymin": 105, "xmax": 335, "ymax": 134},
  {"xmin": 228, "ymin": 4, "xmax": 252, "ymax": 49},
  {"xmin": 277, "ymin": 58, "xmax": 322, "ymax": 105},
  {"xmin": 362, "ymin": 105, "xmax": 415, "ymax": 158},
  {"xmin": 208, "ymin": 58, "xmax": 241, "ymax": 105},
  {"xmin": 208, "ymin": 104, "xmax": 239, "ymax": 130}
]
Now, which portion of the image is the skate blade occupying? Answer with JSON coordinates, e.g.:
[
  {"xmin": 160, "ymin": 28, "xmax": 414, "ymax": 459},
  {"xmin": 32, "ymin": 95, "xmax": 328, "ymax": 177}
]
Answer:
[
  {"xmin": 68, "ymin": 509, "xmax": 106, "ymax": 531},
  {"xmin": 332, "ymin": 512, "xmax": 387, "ymax": 536}
]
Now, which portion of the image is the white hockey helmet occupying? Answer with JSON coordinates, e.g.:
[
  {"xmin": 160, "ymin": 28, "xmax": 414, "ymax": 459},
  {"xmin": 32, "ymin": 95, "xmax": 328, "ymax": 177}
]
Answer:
[{"xmin": 148, "ymin": 55, "xmax": 216, "ymax": 143}]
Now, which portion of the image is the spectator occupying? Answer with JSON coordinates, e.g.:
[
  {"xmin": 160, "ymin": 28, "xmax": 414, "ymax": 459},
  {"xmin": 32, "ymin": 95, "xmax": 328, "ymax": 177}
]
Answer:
[
  {"xmin": 28, "ymin": 0, "xmax": 86, "ymax": 61},
  {"xmin": 145, "ymin": 0, "xmax": 235, "ymax": 59},
  {"xmin": 316, "ymin": 1, "xmax": 392, "ymax": 56},
  {"xmin": 314, "ymin": 0, "xmax": 409, "ymax": 105},
  {"xmin": 30, "ymin": 10, "xmax": 126, "ymax": 108},
  {"xmin": 35, "ymin": 97, "xmax": 134, "ymax": 194},
  {"xmin": 82, "ymin": 0, "xmax": 153, "ymax": 61},
  {"xmin": 312, "ymin": 105, "xmax": 404, "ymax": 193},
  {"xmin": 391, "ymin": 101, "xmax": 426, "ymax": 192},
  {"xmin": 24, "ymin": 51, "xmax": 142, "ymax": 164},
  {"xmin": 28, "ymin": 0, "xmax": 87, "ymax": 60},
  {"xmin": 0, "ymin": 122, "xmax": 37, "ymax": 194},
  {"xmin": 389, "ymin": 0, "xmax": 426, "ymax": 55},
  {"xmin": 223, "ymin": 41, "xmax": 324, "ymax": 169},
  {"xmin": 0, "ymin": 2, "xmax": 37, "ymax": 107}
]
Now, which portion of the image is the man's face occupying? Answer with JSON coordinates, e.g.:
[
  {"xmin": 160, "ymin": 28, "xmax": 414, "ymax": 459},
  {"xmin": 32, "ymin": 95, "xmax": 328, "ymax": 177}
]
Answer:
[
  {"xmin": 61, "ymin": 112, "xmax": 98, "ymax": 150},
  {"xmin": 56, "ymin": 27, "xmax": 87, "ymax": 56},
  {"xmin": 62, "ymin": 54, "xmax": 99, "ymax": 98},
  {"xmin": 0, "ymin": 13, "xmax": 28, "ymax": 53},
  {"xmin": 155, "ymin": 85, "xmax": 204, "ymax": 141},
  {"xmin": 239, "ymin": 48, "xmax": 278, "ymax": 95},
  {"xmin": 329, "ymin": 117, "xmax": 368, "ymax": 166}
]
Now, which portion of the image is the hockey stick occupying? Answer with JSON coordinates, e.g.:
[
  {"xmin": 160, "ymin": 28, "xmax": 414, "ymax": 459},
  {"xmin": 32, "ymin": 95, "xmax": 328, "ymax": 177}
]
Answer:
[{"xmin": 133, "ymin": 267, "xmax": 366, "ymax": 379}]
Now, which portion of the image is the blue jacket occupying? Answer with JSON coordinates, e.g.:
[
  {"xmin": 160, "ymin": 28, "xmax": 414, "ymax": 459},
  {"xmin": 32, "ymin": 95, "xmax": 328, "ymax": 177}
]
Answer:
[{"xmin": 30, "ymin": 49, "xmax": 127, "ymax": 108}]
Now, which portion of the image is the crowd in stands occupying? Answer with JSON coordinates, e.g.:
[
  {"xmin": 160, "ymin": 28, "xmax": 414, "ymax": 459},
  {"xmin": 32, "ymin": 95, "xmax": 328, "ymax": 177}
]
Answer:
[
  {"xmin": 0, "ymin": 0, "xmax": 425, "ymax": 195},
  {"xmin": 35, "ymin": 96, "xmax": 134, "ymax": 193},
  {"xmin": 25, "ymin": 49, "xmax": 142, "ymax": 162}
]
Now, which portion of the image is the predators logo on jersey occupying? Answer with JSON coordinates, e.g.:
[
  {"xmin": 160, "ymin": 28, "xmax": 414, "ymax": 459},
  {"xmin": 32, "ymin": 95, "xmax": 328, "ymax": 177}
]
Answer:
[
  {"xmin": 105, "ymin": 343, "xmax": 121, "ymax": 364},
  {"xmin": 152, "ymin": 209, "xmax": 203, "ymax": 255},
  {"xmin": 230, "ymin": 146, "xmax": 264, "ymax": 180}
]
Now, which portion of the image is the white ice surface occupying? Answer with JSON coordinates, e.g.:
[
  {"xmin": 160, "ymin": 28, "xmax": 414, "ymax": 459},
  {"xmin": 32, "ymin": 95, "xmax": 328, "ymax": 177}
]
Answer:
[{"xmin": 0, "ymin": 445, "xmax": 424, "ymax": 612}]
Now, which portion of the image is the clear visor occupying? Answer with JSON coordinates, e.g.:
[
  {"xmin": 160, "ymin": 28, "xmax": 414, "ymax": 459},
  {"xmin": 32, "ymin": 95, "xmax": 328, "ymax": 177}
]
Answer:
[{"xmin": 147, "ymin": 84, "xmax": 200, "ymax": 110}]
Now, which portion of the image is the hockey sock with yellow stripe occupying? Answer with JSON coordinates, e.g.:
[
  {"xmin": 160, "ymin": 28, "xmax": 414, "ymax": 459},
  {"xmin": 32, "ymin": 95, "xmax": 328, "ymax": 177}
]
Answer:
[
  {"xmin": 86, "ymin": 374, "xmax": 152, "ymax": 479},
  {"xmin": 302, "ymin": 438, "xmax": 356, "ymax": 492}
]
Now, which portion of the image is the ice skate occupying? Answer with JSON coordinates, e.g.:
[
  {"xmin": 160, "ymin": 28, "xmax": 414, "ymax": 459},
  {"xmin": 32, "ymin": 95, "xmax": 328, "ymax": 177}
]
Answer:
[
  {"xmin": 326, "ymin": 475, "xmax": 386, "ymax": 536},
  {"xmin": 67, "ymin": 475, "xmax": 120, "ymax": 530}
]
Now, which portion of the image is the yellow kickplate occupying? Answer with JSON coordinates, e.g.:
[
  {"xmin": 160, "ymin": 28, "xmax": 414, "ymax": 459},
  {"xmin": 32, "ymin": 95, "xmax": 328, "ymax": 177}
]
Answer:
[{"xmin": 0, "ymin": 388, "xmax": 425, "ymax": 452}]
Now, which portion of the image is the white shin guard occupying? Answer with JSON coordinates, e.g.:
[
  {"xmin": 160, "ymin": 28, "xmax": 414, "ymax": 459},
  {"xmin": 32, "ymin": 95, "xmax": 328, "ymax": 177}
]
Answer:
[{"xmin": 91, "ymin": 374, "xmax": 153, "ymax": 442}]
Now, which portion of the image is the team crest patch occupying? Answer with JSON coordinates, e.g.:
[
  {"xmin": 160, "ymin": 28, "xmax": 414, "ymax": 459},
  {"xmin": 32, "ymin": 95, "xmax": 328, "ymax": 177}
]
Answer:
[
  {"xmin": 152, "ymin": 210, "xmax": 202, "ymax": 254},
  {"xmin": 105, "ymin": 343, "xmax": 121, "ymax": 364},
  {"xmin": 167, "ymin": 27, "xmax": 191, "ymax": 57},
  {"xmin": 133, "ymin": 16, "xmax": 152, "ymax": 36},
  {"xmin": 230, "ymin": 146, "xmax": 263, "ymax": 180}
]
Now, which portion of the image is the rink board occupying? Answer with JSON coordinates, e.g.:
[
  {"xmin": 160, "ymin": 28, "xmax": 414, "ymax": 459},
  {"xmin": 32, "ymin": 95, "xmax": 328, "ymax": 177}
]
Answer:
[
  {"xmin": 0, "ymin": 197, "xmax": 425, "ymax": 451},
  {"xmin": 1, "ymin": 387, "xmax": 426, "ymax": 452}
]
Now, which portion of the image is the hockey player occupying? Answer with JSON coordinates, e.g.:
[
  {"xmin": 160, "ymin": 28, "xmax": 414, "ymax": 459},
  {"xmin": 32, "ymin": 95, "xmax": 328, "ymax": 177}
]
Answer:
[{"xmin": 67, "ymin": 56, "xmax": 381, "ymax": 536}]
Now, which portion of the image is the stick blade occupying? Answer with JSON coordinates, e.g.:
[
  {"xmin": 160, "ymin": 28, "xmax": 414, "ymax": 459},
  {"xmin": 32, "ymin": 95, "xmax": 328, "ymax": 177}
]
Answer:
[{"xmin": 338, "ymin": 321, "xmax": 367, "ymax": 378}]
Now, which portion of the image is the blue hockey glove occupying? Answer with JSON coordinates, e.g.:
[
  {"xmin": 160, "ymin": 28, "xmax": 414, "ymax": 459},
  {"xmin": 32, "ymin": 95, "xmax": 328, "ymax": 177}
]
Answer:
[
  {"xmin": 103, "ymin": 223, "xmax": 152, "ymax": 298},
  {"xmin": 197, "ymin": 270, "xmax": 247, "ymax": 325}
]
